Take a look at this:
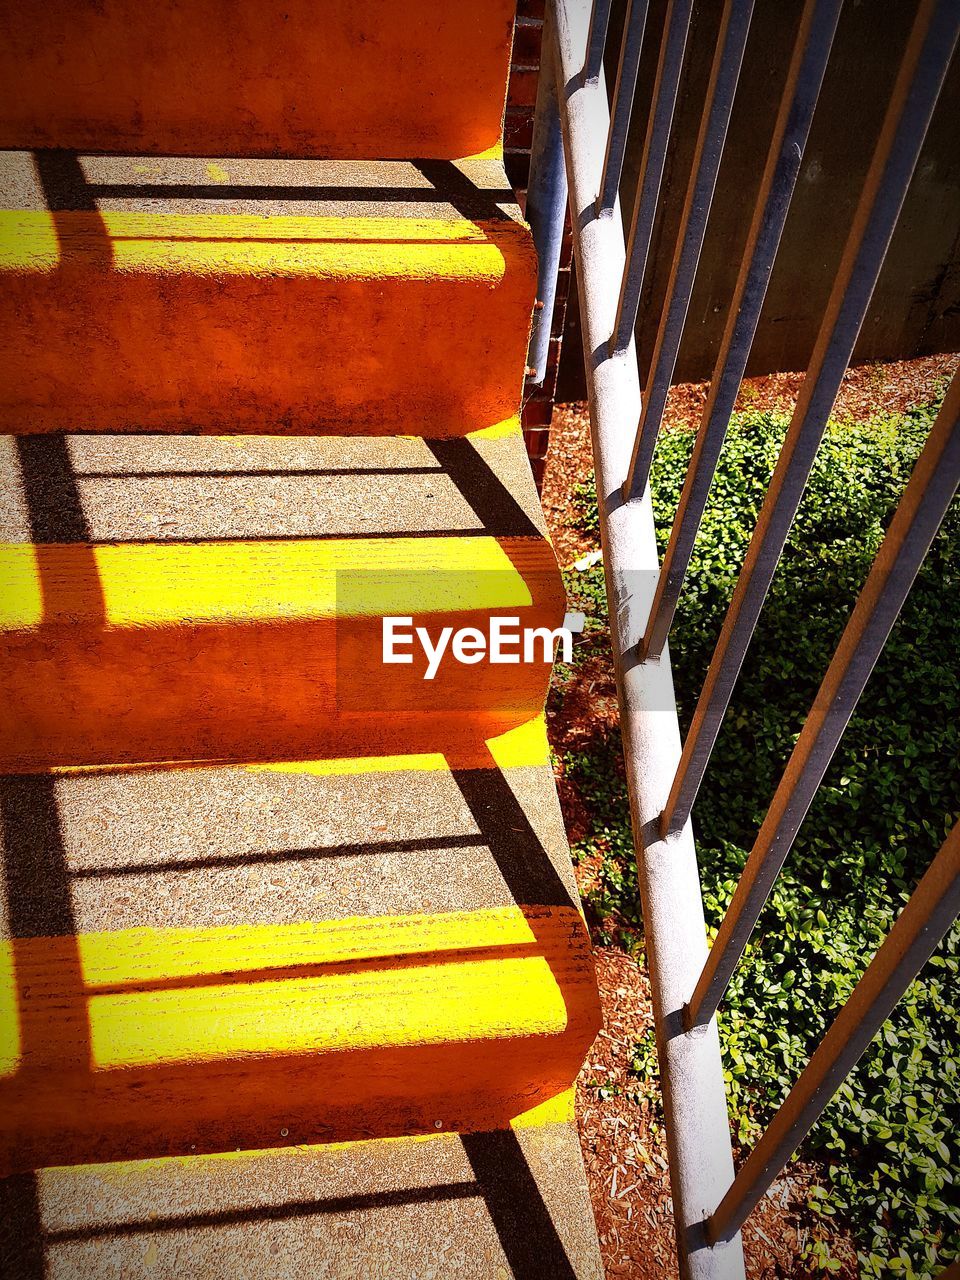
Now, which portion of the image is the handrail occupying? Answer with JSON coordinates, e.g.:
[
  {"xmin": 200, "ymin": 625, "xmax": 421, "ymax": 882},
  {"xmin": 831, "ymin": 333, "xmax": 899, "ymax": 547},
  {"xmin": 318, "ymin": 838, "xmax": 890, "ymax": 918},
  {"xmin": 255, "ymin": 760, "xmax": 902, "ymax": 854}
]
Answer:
[
  {"xmin": 549, "ymin": 3, "xmax": 744, "ymax": 1274},
  {"xmin": 709, "ymin": 817, "xmax": 960, "ymax": 1242},
  {"xmin": 687, "ymin": 367, "xmax": 960, "ymax": 1032},
  {"xmin": 525, "ymin": 2, "xmax": 568, "ymax": 385},
  {"xmin": 529, "ymin": 0, "xmax": 960, "ymax": 1274}
]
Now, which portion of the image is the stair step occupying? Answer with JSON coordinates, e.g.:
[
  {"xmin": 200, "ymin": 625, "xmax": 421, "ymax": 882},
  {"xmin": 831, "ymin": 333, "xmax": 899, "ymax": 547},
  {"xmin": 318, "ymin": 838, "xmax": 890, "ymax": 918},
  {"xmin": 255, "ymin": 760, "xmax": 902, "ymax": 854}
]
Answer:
[
  {"xmin": 0, "ymin": 1111, "xmax": 605, "ymax": 1279},
  {"xmin": 0, "ymin": 152, "xmax": 535, "ymax": 434},
  {"xmin": 0, "ymin": 428, "xmax": 563, "ymax": 770},
  {"xmin": 0, "ymin": 1, "xmax": 516, "ymax": 161},
  {"xmin": 0, "ymin": 721, "xmax": 600, "ymax": 1173}
]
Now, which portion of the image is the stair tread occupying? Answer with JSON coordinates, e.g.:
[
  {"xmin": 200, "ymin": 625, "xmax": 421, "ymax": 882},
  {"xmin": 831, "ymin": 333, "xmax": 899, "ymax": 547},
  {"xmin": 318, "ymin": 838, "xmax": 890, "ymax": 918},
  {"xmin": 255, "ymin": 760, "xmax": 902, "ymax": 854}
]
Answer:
[
  {"xmin": 2, "ymin": 152, "xmax": 522, "ymax": 222},
  {"xmin": 0, "ymin": 1116, "xmax": 605, "ymax": 1280},
  {"xmin": 0, "ymin": 154, "xmax": 536, "ymax": 434},
  {"xmin": 0, "ymin": 726, "xmax": 600, "ymax": 1171},
  {"xmin": 2, "ymin": 721, "xmax": 576, "ymax": 933},
  {"xmin": 0, "ymin": 427, "xmax": 547, "ymax": 543}
]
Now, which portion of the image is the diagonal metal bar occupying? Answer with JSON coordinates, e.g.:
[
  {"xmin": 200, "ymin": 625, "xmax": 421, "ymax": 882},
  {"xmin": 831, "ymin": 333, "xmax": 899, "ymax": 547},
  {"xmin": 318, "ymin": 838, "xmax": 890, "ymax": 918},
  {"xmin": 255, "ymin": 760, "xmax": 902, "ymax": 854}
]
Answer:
[
  {"xmin": 707, "ymin": 818, "xmax": 960, "ymax": 1243},
  {"xmin": 661, "ymin": 0, "xmax": 960, "ymax": 838},
  {"xmin": 597, "ymin": 0, "xmax": 650, "ymax": 216},
  {"xmin": 641, "ymin": 0, "xmax": 843, "ymax": 659},
  {"xmin": 584, "ymin": 0, "xmax": 615, "ymax": 83},
  {"xmin": 613, "ymin": 0, "xmax": 695, "ymax": 354},
  {"xmin": 622, "ymin": 0, "xmax": 755, "ymax": 502},
  {"xmin": 687, "ymin": 366, "xmax": 960, "ymax": 1031}
]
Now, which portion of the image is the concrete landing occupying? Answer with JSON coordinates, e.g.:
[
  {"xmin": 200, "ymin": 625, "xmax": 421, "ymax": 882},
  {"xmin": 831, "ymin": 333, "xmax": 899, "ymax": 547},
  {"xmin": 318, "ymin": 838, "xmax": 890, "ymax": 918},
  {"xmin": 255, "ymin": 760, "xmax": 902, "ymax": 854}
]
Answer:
[
  {"xmin": 0, "ymin": 1, "xmax": 517, "ymax": 161},
  {"xmin": 0, "ymin": 1115, "xmax": 605, "ymax": 1280},
  {"xmin": 0, "ymin": 152, "xmax": 536, "ymax": 434}
]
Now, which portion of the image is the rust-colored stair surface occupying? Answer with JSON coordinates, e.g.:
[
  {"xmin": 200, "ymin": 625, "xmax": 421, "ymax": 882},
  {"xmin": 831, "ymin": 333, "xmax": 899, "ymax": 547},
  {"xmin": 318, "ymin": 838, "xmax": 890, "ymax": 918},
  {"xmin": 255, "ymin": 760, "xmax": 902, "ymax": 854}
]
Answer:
[
  {"xmin": 0, "ymin": 1, "xmax": 517, "ymax": 159},
  {"xmin": 0, "ymin": 721, "xmax": 600, "ymax": 1173},
  {"xmin": 0, "ymin": 153, "xmax": 535, "ymax": 434},
  {"xmin": 0, "ymin": 4, "xmax": 604, "ymax": 1275},
  {"xmin": 0, "ymin": 431, "xmax": 563, "ymax": 769}
]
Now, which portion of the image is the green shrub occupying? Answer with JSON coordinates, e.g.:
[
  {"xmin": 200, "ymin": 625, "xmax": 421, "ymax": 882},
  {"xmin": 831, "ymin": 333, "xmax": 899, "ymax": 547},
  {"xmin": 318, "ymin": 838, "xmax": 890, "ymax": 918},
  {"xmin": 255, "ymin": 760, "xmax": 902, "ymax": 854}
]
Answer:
[{"xmin": 562, "ymin": 404, "xmax": 960, "ymax": 1276}]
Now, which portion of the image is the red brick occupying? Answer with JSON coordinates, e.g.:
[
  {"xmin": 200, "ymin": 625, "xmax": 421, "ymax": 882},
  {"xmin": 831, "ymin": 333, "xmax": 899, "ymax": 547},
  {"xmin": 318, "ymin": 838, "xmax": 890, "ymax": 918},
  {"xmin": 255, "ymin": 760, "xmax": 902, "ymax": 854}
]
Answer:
[
  {"xmin": 512, "ymin": 21, "xmax": 543, "ymax": 66},
  {"xmin": 507, "ymin": 66, "xmax": 539, "ymax": 109},
  {"xmin": 503, "ymin": 106, "xmax": 534, "ymax": 150}
]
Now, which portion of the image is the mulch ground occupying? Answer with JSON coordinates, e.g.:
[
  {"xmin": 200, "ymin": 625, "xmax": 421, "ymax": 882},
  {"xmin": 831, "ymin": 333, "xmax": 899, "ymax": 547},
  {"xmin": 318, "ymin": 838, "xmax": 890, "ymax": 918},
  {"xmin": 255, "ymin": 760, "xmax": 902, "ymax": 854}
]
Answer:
[
  {"xmin": 543, "ymin": 354, "xmax": 953, "ymax": 1276},
  {"xmin": 542, "ymin": 352, "xmax": 956, "ymax": 570},
  {"xmin": 576, "ymin": 948, "xmax": 857, "ymax": 1278}
]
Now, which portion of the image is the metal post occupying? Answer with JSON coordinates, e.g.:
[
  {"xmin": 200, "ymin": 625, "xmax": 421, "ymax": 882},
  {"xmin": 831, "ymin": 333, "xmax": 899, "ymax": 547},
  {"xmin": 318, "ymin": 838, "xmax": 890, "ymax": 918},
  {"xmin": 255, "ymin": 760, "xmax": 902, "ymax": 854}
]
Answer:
[
  {"xmin": 584, "ymin": 0, "xmax": 614, "ymax": 83},
  {"xmin": 525, "ymin": 4, "xmax": 569, "ymax": 386},
  {"xmin": 622, "ymin": 0, "xmax": 755, "ymax": 502},
  {"xmin": 642, "ymin": 0, "xmax": 844, "ymax": 660},
  {"xmin": 552, "ymin": 2, "xmax": 745, "ymax": 1275},
  {"xmin": 597, "ymin": 0, "xmax": 650, "ymax": 216},
  {"xmin": 613, "ymin": 0, "xmax": 695, "ymax": 354}
]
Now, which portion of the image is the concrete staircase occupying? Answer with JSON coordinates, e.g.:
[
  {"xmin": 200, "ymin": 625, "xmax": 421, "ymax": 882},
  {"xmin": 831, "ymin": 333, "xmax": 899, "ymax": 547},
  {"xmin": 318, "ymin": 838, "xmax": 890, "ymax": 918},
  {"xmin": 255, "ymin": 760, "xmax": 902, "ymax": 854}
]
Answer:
[{"xmin": 0, "ymin": 6, "xmax": 604, "ymax": 1276}]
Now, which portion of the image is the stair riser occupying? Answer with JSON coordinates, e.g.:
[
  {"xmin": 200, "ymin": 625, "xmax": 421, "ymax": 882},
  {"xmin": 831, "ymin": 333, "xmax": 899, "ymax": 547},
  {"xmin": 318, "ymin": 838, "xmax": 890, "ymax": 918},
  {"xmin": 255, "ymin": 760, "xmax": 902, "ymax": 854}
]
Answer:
[
  {"xmin": 0, "ymin": 1, "xmax": 516, "ymax": 160},
  {"xmin": 0, "ymin": 908, "xmax": 599, "ymax": 1174},
  {"xmin": 2, "ymin": 1043, "xmax": 589, "ymax": 1174},
  {"xmin": 0, "ymin": 532, "xmax": 562, "ymax": 768},
  {"xmin": 0, "ymin": 225, "xmax": 535, "ymax": 434},
  {"xmin": 1, "ymin": 614, "xmax": 557, "ymax": 770}
]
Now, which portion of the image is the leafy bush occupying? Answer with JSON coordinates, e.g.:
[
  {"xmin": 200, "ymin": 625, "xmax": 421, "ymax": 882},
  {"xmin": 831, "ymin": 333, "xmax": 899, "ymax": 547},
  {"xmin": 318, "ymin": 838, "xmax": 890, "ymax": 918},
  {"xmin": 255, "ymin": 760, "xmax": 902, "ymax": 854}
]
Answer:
[{"xmin": 561, "ymin": 404, "xmax": 960, "ymax": 1276}]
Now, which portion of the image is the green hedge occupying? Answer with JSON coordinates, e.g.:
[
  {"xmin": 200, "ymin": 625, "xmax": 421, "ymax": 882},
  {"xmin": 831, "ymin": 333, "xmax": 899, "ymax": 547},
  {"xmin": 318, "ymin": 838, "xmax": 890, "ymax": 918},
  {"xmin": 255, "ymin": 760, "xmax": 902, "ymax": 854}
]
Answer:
[{"xmin": 562, "ymin": 403, "xmax": 959, "ymax": 1276}]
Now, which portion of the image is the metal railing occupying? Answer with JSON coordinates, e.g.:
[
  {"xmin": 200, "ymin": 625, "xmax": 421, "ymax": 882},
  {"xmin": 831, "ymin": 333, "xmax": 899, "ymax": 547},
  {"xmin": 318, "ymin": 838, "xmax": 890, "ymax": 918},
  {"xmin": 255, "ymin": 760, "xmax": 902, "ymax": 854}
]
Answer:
[{"xmin": 525, "ymin": 2, "xmax": 960, "ymax": 1275}]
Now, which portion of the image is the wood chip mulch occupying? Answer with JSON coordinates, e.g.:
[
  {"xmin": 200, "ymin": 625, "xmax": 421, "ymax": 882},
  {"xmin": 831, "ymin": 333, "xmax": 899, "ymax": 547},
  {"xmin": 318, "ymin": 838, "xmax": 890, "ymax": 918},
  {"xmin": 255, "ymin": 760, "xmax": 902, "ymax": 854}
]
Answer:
[
  {"xmin": 541, "ymin": 352, "xmax": 957, "ymax": 571},
  {"xmin": 537, "ymin": 356, "xmax": 956, "ymax": 1276},
  {"xmin": 577, "ymin": 948, "xmax": 858, "ymax": 1278}
]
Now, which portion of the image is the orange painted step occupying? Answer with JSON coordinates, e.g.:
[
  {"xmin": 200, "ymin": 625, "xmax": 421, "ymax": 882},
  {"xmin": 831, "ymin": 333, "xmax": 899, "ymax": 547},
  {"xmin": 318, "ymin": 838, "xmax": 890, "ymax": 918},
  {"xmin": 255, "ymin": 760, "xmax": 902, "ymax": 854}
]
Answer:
[
  {"xmin": 0, "ymin": 535, "xmax": 562, "ymax": 770},
  {"xmin": 0, "ymin": 1, "xmax": 516, "ymax": 160},
  {"xmin": 1, "ymin": 905, "xmax": 597, "ymax": 1172},
  {"xmin": 0, "ymin": 428, "xmax": 564, "ymax": 770},
  {"xmin": 0, "ymin": 153, "xmax": 535, "ymax": 435},
  {"xmin": 0, "ymin": 736, "xmax": 601, "ymax": 1173}
]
